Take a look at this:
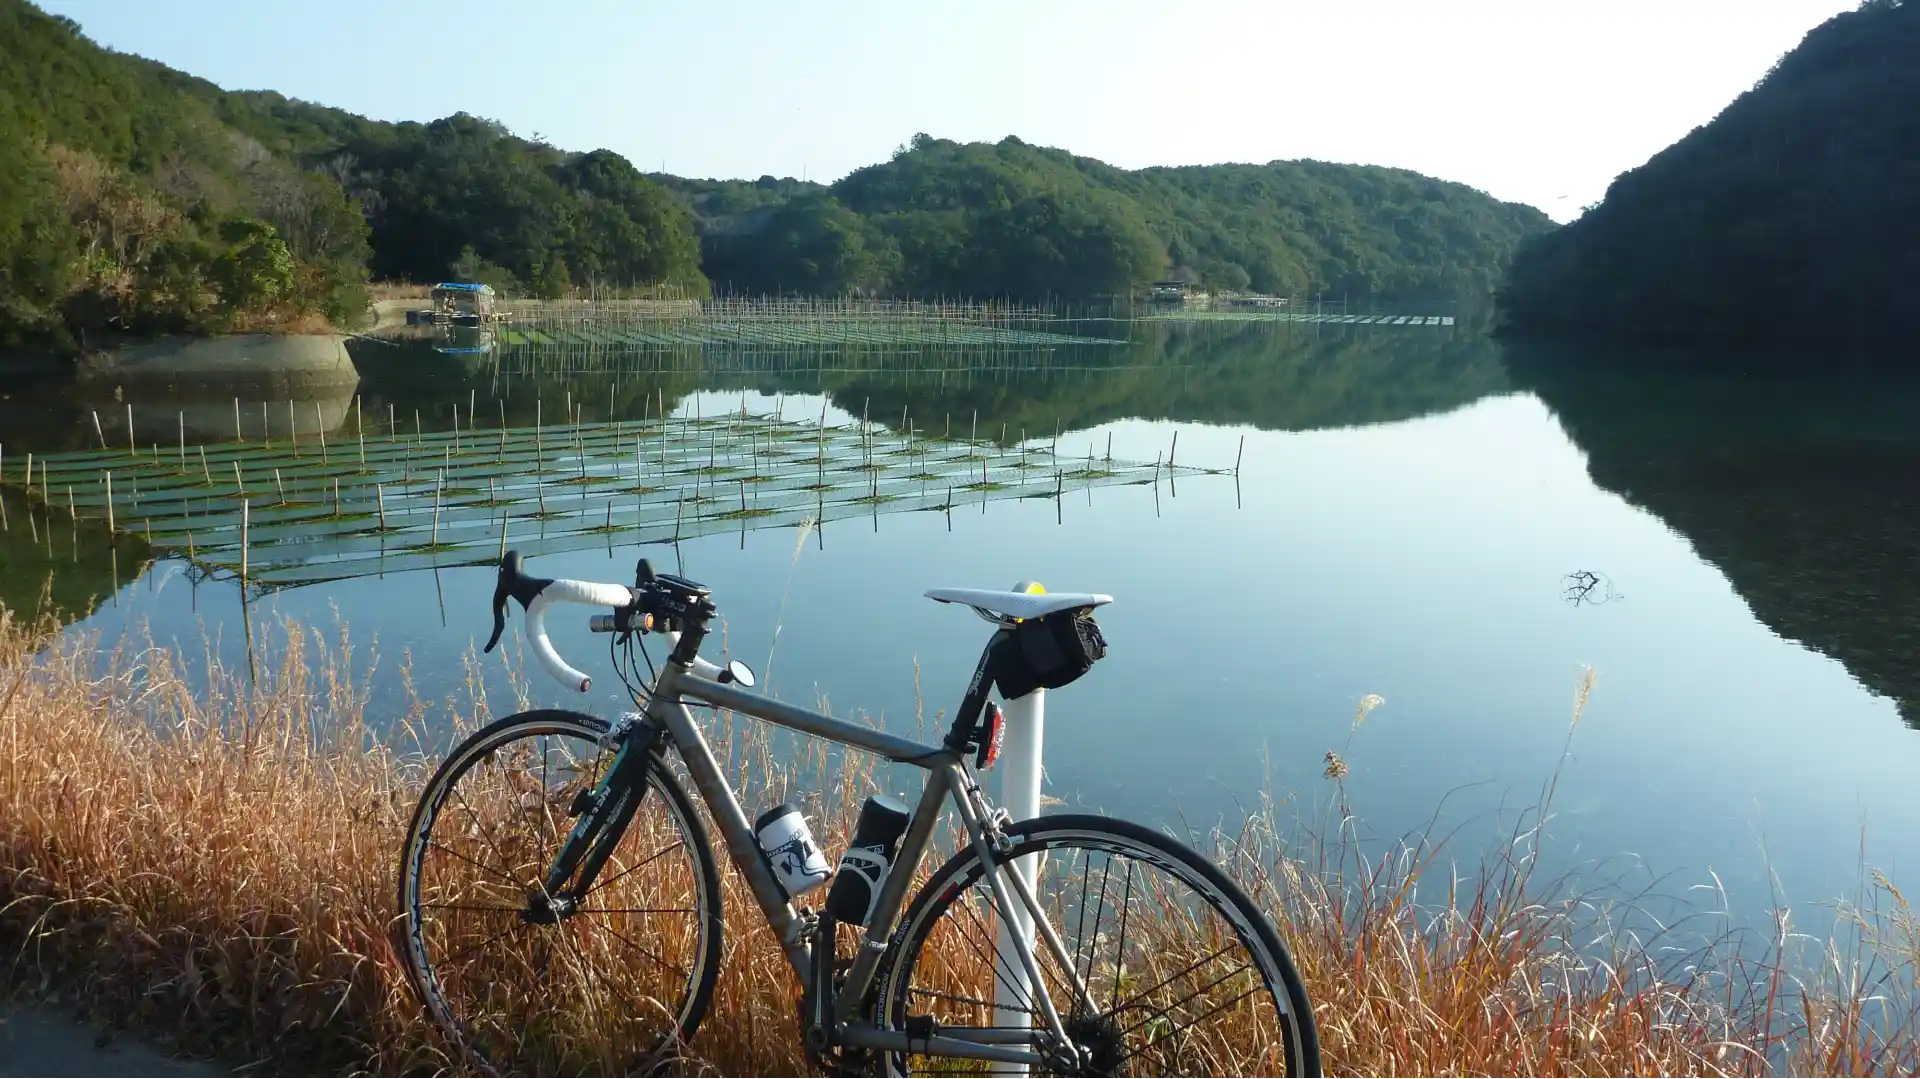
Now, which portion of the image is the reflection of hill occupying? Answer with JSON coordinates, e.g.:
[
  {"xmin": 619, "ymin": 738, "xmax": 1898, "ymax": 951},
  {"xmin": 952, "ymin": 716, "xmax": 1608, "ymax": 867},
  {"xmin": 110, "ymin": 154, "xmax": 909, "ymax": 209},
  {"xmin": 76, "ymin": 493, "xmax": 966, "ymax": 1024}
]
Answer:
[
  {"xmin": 0, "ymin": 490, "xmax": 148, "ymax": 622},
  {"xmin": 346, "ymin": 342, "xmax": 709, "ymax": 430},
  {"xmin": 2, "ymin": 374, "xmax": 360, "ymax": 454},
  {"xmin": 348, "ymin": 324, "xmax": 1509, "ymax": 441},
  {"xmin": 1505, "ymin": 345, "xmax": 1920, "ymax": 727},
  {"xmin": 811, "ymin": 322, "xmax": 1511, "ymax": 438}
]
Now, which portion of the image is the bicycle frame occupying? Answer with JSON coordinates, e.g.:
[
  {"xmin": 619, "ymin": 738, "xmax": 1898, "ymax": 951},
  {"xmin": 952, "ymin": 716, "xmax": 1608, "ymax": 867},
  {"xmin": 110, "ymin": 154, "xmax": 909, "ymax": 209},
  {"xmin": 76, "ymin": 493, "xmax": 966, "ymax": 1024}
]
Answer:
[{"xmin": 640, "ymin": 654, "xmax": 1083, "ymax": 1067}]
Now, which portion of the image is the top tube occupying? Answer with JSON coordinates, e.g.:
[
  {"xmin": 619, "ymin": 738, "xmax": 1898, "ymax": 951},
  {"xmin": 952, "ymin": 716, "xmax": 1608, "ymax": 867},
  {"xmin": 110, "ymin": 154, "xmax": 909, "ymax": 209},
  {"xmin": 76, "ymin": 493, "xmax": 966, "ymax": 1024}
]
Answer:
[{"xmin": 664, "ymin": 666, "xmax": 953, "ymax": 767}]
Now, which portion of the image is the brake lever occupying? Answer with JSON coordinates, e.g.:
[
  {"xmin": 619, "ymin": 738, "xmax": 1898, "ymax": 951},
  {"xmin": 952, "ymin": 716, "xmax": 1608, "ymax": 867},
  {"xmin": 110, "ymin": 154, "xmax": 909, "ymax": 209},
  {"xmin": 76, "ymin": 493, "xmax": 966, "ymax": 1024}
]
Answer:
[{"xmin": 484, "ymin": 550, "xmax": 554, "ymax": 653}]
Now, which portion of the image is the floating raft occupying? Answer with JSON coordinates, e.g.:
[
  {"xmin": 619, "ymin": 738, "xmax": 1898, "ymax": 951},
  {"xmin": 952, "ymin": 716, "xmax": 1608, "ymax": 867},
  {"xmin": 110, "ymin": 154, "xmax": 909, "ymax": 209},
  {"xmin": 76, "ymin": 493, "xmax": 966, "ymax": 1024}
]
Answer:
[
  {"xmin": 4, "ymin": 408, "xmax": 1212, "ymax": 591},
  {"xmin": 494, "ymin": 321, "xmax": 1124, "ymax": 350},
  {"xmin": 1140, "ymin": 311, "xmax": 1455, "ymax": 325}
]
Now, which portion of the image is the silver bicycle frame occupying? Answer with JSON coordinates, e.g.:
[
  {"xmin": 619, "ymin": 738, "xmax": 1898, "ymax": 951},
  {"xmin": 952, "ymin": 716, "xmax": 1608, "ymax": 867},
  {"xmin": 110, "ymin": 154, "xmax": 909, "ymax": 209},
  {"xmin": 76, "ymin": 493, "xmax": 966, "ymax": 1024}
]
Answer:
[{"xmin": 645, "ymin": 656, "xmax": 1085, "ymax": 1066}]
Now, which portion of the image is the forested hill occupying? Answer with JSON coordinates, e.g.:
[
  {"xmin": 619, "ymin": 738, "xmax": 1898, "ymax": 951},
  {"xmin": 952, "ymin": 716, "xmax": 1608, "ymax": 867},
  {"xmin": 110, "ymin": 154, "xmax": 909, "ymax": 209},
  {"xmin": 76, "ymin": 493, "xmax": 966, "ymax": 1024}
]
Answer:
[
  {"xmin": 674, "ymin": 136, "xmax": 1551, "ymax": 301},
  {"xmin": 2, "ymin": 0, "xmax": 1546, "ymax": 354},
  {"xmin": 1498, "ymin": 0, "xmax": 1919, "ymax": 350}
]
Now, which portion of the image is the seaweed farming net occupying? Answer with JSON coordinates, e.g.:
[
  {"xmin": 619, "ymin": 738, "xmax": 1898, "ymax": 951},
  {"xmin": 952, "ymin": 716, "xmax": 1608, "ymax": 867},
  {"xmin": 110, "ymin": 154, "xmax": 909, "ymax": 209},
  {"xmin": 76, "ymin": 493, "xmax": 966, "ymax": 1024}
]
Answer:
[{"xmin": 6, "ymin": 406, "xmax": 1213, "ymax": 592}]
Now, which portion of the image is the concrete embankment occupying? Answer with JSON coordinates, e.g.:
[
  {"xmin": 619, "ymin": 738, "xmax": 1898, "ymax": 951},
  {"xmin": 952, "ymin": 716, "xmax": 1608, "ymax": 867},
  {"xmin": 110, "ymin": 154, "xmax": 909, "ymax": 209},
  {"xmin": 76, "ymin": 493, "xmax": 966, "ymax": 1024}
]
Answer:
[{"xmin": 75, "ymin": 334, "xmax": 360, "ymax": 388}]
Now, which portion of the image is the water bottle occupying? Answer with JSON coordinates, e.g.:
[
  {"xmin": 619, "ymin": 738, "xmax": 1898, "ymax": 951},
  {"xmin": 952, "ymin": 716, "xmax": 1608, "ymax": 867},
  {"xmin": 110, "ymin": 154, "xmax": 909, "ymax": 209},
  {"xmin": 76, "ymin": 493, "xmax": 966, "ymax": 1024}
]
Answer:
[
  {"xmin": 755, "ymin": 802, "xmax": 832, "ymax": 899},
  {"xmin": 826, "ymin": 795, "xmax": 912, "ymax": 925}
]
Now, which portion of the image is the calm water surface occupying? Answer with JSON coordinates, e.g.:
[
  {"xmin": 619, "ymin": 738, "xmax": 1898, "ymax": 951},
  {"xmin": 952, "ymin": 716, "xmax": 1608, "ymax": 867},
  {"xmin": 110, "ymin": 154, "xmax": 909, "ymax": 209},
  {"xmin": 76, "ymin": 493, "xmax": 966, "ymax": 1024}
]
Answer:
[{"xmin": 4, "ymin": 320, "xmax": 1916, "ymax": 928}]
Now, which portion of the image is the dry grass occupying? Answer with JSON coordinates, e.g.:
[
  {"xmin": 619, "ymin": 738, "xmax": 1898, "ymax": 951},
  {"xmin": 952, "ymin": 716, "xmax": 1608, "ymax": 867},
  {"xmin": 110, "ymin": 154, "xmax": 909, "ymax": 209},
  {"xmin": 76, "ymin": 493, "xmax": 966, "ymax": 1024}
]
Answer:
[{"xmin": 0, "ymin": 603, "xmax": 1914, "ymax": 1076}]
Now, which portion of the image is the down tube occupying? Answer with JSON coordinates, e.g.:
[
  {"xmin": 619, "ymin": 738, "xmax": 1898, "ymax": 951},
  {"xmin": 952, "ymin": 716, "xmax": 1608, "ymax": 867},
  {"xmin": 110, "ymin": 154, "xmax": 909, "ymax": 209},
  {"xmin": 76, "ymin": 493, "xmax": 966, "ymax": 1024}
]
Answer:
[{"xmin": 651, "ymin": 693, "xmax": 808, "ymax": 972}]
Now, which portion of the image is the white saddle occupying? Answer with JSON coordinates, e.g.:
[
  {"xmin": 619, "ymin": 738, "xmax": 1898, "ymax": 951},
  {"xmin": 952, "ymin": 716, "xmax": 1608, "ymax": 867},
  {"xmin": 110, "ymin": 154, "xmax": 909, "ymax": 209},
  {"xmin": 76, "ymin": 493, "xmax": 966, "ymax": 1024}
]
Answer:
[{"xmin": 925, "ymin": 587, "xmax": 1113, "ymax": 622}]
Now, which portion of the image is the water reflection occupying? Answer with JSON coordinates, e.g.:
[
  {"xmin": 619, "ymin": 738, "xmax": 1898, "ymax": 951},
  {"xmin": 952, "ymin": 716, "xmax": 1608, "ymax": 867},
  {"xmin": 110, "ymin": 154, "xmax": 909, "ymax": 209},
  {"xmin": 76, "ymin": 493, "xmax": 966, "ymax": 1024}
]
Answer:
[
  {"xmin": 343, "ymin": 318, "xmax": 1509, "ymax": 441},
  {"xmin": 0, "ymin": 487, "xmax": 150, "ymax": 619},
  {"xmin": 1505, "ymin": 345, "xmax": 1920, "ymax": 728}
]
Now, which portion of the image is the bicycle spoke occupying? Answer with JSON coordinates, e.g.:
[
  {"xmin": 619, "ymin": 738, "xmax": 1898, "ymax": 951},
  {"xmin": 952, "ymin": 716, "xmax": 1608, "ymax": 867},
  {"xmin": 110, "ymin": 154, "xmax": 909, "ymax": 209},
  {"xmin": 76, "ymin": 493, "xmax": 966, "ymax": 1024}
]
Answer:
[
  {"xmin": 1116, "ymin": 962, "xmax": 1254, "ymax": 1040},
  {"xmin": 450, "ymin": 778, "xmax": 528, "ymax": 885},
  {"xmin": 424, "ymin": 902, "xmax": 529, "ymax": 914},
  {"xmin": 1078, "ymin": 851, "xmax": 1114, "ymax": 998},
  {"xmin": 425, "ymin": 837, "xmax": 526, "ymax": 891},
  {"xmin": 906, "ymin": 984, "xmax": 1037, "ymax": 1016},
  {"xmin": 1106, "ymin": 943, "xmax": 1237, "ymax": 1015},
  {"xmin": 574, "ymin": 906, "xmax": 696, "ymax": 915},
  {"xmin": 1070, "ymin": 846, "xmax": 1097, "ymax": 1019},
  {"xmin": 1111, "ymin": 984, "xmax": 1262, "ymax": 1072},
  {"xmin": 1110, "ymin": 860, "xmax": 1134, "ymax": 1005},
  {"xmin": 583, "ymin": 838, "xmax": 685, "ymax": 899},
  {"xmin": 584, "ymin": 917, "xmax": 692, "ymax": 981},
  {"xmin": 437, "ymin": 920, "xmax": 525, "ymax": 969},
  {"xmin": 951, "ymin": 885, "xmax": 1041, "ymax": 1015},
  {"xmin": 539, "ymin": 734, "xmax": 552, "ymax": 851}
]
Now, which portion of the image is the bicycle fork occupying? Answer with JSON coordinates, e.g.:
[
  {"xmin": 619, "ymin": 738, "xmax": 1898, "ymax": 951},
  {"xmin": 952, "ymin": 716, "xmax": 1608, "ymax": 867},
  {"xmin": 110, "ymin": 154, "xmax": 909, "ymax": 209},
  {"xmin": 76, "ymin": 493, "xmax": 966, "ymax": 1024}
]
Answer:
[{"xmin": 531, "ymin": 713, "xmax": 663, "ymax": 919}]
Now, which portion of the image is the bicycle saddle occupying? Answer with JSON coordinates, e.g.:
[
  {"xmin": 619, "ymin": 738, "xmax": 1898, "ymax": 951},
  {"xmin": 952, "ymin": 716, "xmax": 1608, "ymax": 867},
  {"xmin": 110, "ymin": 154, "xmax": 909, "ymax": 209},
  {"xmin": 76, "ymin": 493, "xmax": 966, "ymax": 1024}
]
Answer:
[{"xmin": 925, "ymin": 587, "xmax": 1113, "ymax": 622}]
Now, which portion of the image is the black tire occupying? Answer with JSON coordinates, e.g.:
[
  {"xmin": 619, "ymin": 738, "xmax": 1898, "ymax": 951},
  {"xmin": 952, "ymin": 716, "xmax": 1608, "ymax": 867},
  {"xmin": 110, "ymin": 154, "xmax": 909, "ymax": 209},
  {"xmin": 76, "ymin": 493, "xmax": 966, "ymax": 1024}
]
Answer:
[
  {"xmin": 875, "ymin": 814, "xmax": 1320, "ymax": 1076},
  {"xmin": 397, "ymin": 709, "xmax": 723, "ymax": 1075}
]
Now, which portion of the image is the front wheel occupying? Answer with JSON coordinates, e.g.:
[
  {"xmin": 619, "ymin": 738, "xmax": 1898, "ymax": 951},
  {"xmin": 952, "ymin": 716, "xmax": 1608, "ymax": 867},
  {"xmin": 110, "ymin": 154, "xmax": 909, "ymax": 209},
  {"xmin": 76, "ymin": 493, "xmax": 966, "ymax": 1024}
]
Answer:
[
  {"xmin": 875, "ymin": 814, "xmax": 1320, "ymax": 1076},
  {"xmin": 397, "ymin": 709, "xmax": 723, "ymax": 1075}
]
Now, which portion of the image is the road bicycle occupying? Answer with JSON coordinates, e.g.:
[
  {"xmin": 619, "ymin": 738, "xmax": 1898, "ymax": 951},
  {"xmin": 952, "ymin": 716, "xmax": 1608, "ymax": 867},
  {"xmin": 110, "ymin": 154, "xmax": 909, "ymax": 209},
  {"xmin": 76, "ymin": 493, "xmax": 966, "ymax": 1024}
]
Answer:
[{"xmin": 397, "ymin": 550, "xmax": 1320, "ymax": 1076}]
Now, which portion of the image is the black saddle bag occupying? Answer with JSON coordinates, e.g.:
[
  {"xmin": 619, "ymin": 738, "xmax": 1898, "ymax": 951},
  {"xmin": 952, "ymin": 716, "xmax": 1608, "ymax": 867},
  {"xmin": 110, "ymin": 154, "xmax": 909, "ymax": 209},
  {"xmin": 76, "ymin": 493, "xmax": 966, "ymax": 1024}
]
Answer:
[{"xmin": 993, "ymin": 607, "xmax": 1108, "ymax": 700}]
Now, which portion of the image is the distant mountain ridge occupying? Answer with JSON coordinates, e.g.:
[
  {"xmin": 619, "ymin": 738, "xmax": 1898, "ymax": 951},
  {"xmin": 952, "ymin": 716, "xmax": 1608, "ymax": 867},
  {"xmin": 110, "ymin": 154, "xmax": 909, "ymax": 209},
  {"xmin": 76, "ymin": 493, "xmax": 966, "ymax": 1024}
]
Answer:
[
  {"xmin": 2, "ymin": 0, "xmax": 1547, "ymax": 354},
  {"xmin": 664, "ymin": 136, "xmax": 1551, "ymax": 302},
  {"xmin": 1498, "ymin": 0, "xmax": 1919, "ymax": 350}
]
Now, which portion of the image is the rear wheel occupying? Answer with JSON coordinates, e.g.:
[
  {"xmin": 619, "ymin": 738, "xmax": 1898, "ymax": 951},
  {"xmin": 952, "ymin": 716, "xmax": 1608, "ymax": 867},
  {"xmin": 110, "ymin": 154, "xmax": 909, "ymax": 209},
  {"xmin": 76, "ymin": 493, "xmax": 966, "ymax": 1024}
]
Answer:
[
  {"xmin": 875, "ymin": 815, "xmax": 1319, "ymax": 1076},
  {"xmin": 398, "ymin": 709, "xmax": 723, "ymax": 1074}
]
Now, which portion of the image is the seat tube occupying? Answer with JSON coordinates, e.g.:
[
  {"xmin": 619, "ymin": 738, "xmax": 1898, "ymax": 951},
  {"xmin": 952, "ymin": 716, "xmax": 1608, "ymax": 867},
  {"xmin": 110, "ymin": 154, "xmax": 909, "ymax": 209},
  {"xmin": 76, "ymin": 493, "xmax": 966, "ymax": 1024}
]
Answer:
[{"xmin": 991, "ymin": 685, "xmax": 1045, "ymax": 1073}]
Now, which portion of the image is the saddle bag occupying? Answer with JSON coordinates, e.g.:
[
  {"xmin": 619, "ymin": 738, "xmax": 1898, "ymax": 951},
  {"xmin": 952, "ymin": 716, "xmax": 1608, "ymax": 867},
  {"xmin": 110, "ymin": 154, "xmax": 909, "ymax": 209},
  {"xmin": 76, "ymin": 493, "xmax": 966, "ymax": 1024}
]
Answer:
[{"xmin": 994, "ymin": 607, "xmax": 1108, "ymax": 700}]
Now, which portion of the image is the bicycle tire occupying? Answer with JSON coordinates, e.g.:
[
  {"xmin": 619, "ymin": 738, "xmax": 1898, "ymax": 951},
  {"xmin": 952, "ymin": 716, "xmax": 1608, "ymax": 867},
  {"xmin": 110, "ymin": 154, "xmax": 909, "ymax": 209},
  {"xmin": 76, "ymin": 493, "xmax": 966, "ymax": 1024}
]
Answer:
[
  {"xmin": 397, "ymin": 709, "xmax": 724, "ymax": 1075},
  {"xmin": 874, "ymin": 814, "xmax": 1320, "ymax": 1076}
]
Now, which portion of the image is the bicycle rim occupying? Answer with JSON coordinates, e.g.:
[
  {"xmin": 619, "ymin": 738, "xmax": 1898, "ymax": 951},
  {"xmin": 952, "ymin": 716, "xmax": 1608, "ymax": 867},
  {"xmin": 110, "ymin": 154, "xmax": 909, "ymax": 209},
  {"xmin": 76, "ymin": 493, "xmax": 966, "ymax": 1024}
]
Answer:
[
  {"xmin": 877, "ymin": 815, "xmax": 1318, "ymax": 1077},
  {"xmin": 398, "ymin": 710, "xmax": 722, "ymax": 1074}
]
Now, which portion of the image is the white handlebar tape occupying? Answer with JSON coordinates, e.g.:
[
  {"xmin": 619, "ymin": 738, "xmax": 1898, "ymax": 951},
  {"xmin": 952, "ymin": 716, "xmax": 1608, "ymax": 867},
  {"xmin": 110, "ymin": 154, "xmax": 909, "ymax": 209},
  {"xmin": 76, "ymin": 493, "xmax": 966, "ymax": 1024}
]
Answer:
[{"xmin": 524, "ymin": 579, "xmax": 635, "ymax": 692}]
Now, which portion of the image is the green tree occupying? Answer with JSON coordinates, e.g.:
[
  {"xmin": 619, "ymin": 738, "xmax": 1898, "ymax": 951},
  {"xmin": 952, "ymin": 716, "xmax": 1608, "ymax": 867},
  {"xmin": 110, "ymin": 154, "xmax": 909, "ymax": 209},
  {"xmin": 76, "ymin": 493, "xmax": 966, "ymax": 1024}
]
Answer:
[
  {"xmin": 1498, "ymin": 0, "xmax": 1919, "ymax": 350},
  {"xmin": 211, "ymin": 218, "xmax": 294, "ymax": 313},
  {"xmin": 0, "ymin": 100, "xmax": 76, "ymax": 346},
  {"xmin": 704, "ymin": 194, "xmax": 902, "ymax": 295}
]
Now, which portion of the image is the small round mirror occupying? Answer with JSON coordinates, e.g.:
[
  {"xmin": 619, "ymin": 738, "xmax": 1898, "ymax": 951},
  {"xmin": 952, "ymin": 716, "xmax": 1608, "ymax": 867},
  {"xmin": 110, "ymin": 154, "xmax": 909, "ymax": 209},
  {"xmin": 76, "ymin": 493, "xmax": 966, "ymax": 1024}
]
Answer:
[{"xmin": 725, "ymin": 659, "xmax": 757, "ymax": 689}]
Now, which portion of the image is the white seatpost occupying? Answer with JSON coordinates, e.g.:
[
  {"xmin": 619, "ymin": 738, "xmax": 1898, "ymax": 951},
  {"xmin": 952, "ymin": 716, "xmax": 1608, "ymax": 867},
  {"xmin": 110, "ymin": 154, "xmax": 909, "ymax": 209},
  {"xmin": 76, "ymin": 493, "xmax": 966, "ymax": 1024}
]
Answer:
[{"xmin": 991, "ymin": 675, "xmax": 1047, "ymax": 1073}]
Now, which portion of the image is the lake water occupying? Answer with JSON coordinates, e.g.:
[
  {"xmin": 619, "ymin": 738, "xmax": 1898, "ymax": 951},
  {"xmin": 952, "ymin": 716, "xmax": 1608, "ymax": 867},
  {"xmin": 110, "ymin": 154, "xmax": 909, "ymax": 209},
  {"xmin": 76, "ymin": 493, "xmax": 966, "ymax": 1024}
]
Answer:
[{"xmin": 4, "ymin": 317, "xmax": 1916, "ymax": 932}]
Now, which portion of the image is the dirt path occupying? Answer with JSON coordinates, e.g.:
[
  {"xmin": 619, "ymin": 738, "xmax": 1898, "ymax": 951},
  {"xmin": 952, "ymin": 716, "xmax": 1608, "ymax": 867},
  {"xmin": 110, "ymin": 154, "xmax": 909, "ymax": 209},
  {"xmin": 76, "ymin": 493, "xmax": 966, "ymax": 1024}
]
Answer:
[{"xmin": 0, "ymin": 1008, "xmax": 219, "ymax": 1077}]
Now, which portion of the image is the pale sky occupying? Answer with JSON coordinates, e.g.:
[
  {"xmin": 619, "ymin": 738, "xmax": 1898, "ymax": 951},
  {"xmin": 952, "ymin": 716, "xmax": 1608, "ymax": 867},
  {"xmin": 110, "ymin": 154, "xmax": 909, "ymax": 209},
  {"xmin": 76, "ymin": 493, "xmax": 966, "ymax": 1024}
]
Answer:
[{"xmin": 42, "ymin": 0, "xmax": 1855, "ymax": 221}]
